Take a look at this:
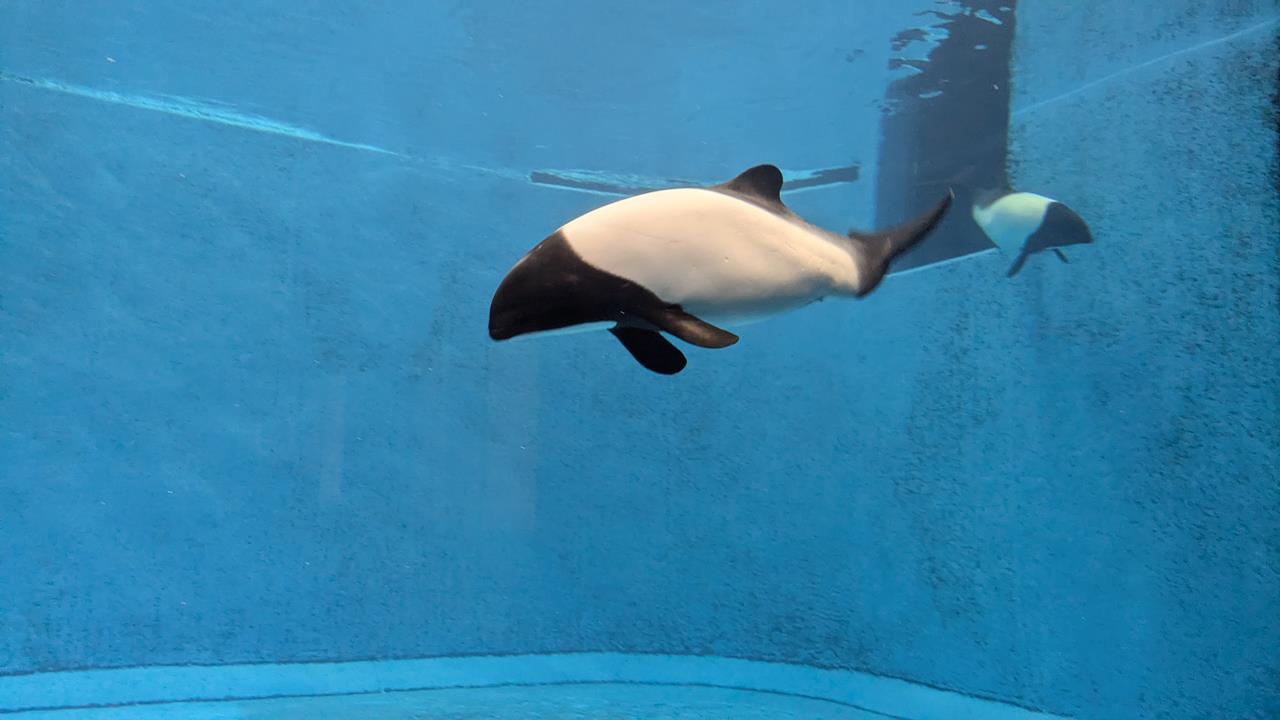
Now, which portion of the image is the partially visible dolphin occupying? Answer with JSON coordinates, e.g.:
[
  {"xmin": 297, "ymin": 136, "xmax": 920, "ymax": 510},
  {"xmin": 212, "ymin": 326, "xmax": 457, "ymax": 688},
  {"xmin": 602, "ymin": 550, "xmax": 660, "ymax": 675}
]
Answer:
[
  {"xmin": 971, "ymin": 188, "xmax": 1093, "ymax": 277},
  {"xmin": 489, "ymin": 164, "xmax": 953, "ymax": 375}
]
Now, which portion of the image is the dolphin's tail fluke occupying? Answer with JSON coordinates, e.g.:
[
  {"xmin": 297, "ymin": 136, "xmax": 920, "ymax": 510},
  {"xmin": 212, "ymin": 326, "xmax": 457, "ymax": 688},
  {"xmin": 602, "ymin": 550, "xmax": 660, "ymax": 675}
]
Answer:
[{"xmin": 848, "ymin": 189, "xmax": 954, "ymax": 296}]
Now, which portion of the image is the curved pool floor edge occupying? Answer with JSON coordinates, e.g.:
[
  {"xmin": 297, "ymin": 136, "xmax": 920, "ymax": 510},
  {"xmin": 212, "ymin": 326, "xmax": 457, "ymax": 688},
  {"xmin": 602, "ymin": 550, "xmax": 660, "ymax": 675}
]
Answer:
[{"xmin": 0, "ymin": 653, "xmax": 1070, "ymax": 720}]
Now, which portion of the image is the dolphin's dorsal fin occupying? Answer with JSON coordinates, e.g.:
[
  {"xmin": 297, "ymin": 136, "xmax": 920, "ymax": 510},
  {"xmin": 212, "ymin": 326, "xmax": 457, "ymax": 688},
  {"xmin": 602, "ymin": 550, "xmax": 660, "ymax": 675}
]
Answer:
[{"xmin": 714, "ymin": 164, "xmax": 789, "ymax": 215}]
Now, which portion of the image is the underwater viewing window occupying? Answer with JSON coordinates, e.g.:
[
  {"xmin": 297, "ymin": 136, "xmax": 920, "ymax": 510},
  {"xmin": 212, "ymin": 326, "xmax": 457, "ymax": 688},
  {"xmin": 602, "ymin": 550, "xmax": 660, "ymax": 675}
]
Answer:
[{"xmin": 1, "ymin": 1, "xmax": 1277, "ymax": 719}]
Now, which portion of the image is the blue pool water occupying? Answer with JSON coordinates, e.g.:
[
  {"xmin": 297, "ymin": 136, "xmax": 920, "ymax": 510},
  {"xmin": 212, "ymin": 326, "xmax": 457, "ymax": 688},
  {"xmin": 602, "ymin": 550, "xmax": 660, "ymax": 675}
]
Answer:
[{"xmin": 1, "ymin": 2, "xmax": 1277, "ymax": 719}]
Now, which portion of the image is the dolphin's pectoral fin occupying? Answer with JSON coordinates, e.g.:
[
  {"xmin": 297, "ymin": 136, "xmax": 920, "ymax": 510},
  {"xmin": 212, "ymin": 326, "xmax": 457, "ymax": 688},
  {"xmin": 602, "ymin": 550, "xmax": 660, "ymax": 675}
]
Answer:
[
  {"xmin": 1006, "ymin": 248, "xmax": 1032, "ymax": 277},
  {"xmin": 610, "ymin": 326, "xmax": 687, "ymax": 375},
  {"xmin": 652, "ymin": 308, "xmax": 739, "ymax": 349},
  {"xmin": 1052, "ymin": 248, "xmax": 1070, "ymax": 263}
]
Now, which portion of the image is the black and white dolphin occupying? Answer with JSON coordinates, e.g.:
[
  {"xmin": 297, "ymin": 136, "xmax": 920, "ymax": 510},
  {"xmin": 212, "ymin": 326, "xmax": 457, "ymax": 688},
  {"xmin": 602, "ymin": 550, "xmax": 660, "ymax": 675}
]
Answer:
[
  {"xmin": 488, "ymin": 164, "xmax": 952, "ymax": 375},
  {"xmin": 971, "ymin": 189, "xmax": 1093, "ymax": 277}
]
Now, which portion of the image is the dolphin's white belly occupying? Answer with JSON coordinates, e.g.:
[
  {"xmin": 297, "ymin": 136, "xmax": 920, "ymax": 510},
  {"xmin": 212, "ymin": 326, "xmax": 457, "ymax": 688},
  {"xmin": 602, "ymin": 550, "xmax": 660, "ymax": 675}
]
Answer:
[
  {"xmin": 560, "ymin": 188, "xmax": 859, "ymax": 327},
  {"xmin": 973, "ymin": 192, "xmax": 1051, "ymax": 255}
]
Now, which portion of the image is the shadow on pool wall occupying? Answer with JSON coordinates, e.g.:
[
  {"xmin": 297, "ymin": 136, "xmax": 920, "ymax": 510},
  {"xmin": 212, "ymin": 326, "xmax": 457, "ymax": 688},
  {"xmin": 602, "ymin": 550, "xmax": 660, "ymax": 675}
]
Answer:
[
  {"xmin": 876, "ymin": 0, "xmax": 1018, "ymax": 273},
  {"xmin": 0, "ymin": 1, "xmax": 1277, "ymax": 719}
]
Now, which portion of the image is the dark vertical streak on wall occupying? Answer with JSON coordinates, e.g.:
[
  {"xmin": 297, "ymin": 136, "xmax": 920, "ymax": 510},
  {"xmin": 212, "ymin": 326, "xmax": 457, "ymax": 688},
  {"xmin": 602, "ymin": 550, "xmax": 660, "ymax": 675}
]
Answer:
[
  {"xmin": 1271, "ymin": 31, "xmax": 1279, "ymax": 198},
  {"xmin": 875, "ymin": 2, "xmax": 1018, "ymax": 272}
]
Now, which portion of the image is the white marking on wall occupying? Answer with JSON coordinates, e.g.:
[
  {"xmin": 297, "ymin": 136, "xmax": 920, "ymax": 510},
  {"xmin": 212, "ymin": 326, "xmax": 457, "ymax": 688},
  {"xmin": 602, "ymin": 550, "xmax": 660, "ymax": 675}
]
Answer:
[
  {"xmin": 1012, "ymin": 15, "xmax": 1280, "ymax": 118},
  {"xmin": 0, "ymin": 70, "xmax": 403, "ymax": 156}
]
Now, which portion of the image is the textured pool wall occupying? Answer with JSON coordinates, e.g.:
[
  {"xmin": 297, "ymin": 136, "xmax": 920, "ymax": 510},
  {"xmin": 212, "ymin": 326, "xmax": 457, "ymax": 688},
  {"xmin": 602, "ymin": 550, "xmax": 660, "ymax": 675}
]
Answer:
[
  {"xmin": 0, "ymin": 0, "xmax": 895, "ymax": 680},
  {"xmin": 855, "ymin": 3, "xmax": 1278, "ymax": 718},
  {"xmin": 1, "ymin": 2, "xmax": 1277, "ymax": 720}
]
